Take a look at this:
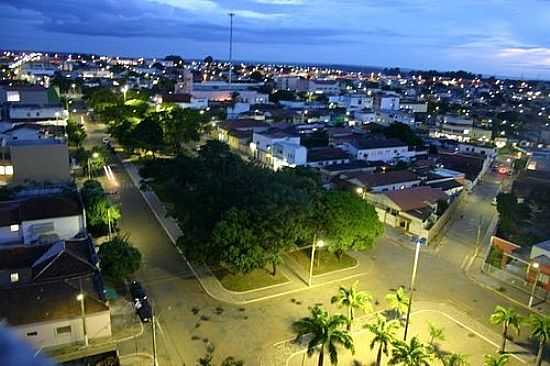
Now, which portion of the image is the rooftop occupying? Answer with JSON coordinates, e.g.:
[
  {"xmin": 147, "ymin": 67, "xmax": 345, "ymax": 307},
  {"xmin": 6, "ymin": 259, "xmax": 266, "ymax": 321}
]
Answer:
[
  {"xmin": 384, "ymin": 186, "xmax": 447, "ymax": 211},
  {"xmin": 307, "ymin": 147, "xmax": 350, "ymax": 162},
  {"xmin": 349, "ymin": 170, "xmax": 419, "ymax": 188}
]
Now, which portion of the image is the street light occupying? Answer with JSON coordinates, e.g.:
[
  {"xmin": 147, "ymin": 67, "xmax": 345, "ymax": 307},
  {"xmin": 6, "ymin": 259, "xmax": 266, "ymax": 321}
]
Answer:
[
  {"xmin": 87, "ymin": 152, "xmax": 100, "ymax": 180},
  {"xmin": 404, "ymin": 237, "xmax": 422, "ymax": 341},
  {"xmin": 76, "ymin": 293, "xmax": 89, "ymax": 347},
  {"xmin": 528, "ymin": 262, "xmax": 540, "ymax": 308},
  {"xmin": 308, "ymin": 239, "xmax": 325, "ymax": 287}
]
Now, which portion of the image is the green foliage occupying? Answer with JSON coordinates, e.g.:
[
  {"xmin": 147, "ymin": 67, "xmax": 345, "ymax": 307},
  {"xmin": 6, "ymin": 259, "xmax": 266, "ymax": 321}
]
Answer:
[
  {"xmin": 483, "ymin": 353, "xmax": 509, "ymax": 366},
  {"xmin": 389, "ymin": 336, "xmax": 431, "ymax": 366},
  {"xmin": 366, "ymin": 315, "xmax": 400, "ymax": 366},
  {"xmin": 384, "ymin": 123, "xmax": 424, "ymax": 146},
  {"xmin": 131, "ymin": 116, "xmax": 164, "ymax": 154},
  {"xmin": 528, "ymin": 314, "xmax": 550, "ymax": 366},
  {"xmin": 385, "ymin": 287, "xmax": 410, "ymax": 320},
  {"xmin": 489, "ymin": 306, "xmax": 523, "ymax": 353},
  {"xmin": 331, "ymin": 281, "xmax": 373, "ymax": 328},
  {"xmin": 293, "ymin": 306, "xmax": 354, "ymax": 366},
  {"xmin": 319, "ymin": 191, "xmax": 384, "ymax": 257},
  {"xmin": 81, "ymin": 179, "xmax": 120, "ymax": 237},
  {"xmin": 98, "ymin": 235, "xmax": 142, "ymax": 281},
  {"xmin": 66, "ymin": 117, "xmax": 87, "ymax": 147}
]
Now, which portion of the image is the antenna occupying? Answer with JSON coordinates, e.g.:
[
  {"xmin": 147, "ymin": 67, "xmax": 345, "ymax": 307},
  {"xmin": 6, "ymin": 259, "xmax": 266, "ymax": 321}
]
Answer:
[{"xmin": 228, "ymin": 12, "xmax": 235, "ymax": 86}]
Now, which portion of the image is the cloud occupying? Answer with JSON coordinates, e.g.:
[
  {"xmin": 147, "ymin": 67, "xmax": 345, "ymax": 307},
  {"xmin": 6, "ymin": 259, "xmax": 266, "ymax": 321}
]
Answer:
[
  {"xmin": 254, "ymin": 0, "xmax": 305, "ymax": 4},
  {"xmin": 497, "ymin": 47, "xmax": 550, "ymax": 68}
]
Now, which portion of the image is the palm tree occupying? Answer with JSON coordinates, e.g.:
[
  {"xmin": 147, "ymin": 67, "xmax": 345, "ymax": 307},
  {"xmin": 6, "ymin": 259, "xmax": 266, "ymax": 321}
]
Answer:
[
  {"xmin": 331, "ymin": 281, "xmax": 373, "ymax": 330},
  {"xmin": 440, "ymin": 353, "xmax": 469, "ymax": 366},
  {"xmin": 293, "ymin": 306, "xmax": 355, "ymax": 366},
  {"xmin": 365, "ymin": 315, "xmax": 400, "ymax": 366},
  {"xmin": 389, "ymin": 336, "xmax": 431, "ymax": 366},
  {"xmin": 483, "ymin": 353, "xmax": 509, "ymax": 366},
  {"xmin": 489, "ymin": 306, "xmax": 523, "ymax": 353},
  {"xmin": 528, "ymin": 314, "xmax": 550, "ymax": 366},
  {"xmin": 385, "ymin": 287, "xmax": 410, "ymax": 320}
]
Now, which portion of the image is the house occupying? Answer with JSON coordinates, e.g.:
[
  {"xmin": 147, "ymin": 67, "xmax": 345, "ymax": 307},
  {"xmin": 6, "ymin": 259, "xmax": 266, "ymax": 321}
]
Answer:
[
  {"xmin": 429, "ymin": 115, "xmax": 492, "ymax": 143},
  {"xmin": 218, "ymin": 119, "xmax": 270, "ymax": 151},
  {"xmin": 7, "ymin": 139, "xmax": 71, "ymax": 184},
  {"xmin": 329, "ymin": 94, "xmax": 373, "ymax": 111},
  {"xmin": 436, "ymin": 152, "xmax": 489, "ymax": 189},
  {"xmin": 275, "ymin": 76, "xmax": 308, "ymax": 91},
  {"xmin": 0, "ymin": 192, "xmax": 86, "ymax": 245},
  {"xmin": 307, "ymin": 79, "xmax": 340, "ymax": 94},
  {"xmin": 529, "ymin": 240, "xmax": 550, "ymax": 291},
  {"xmin": 340, "ymin": 137, "xmax": 415, "ymax": 163},
  {"xmin": 158, "ymin": 93, "xmax": 208, "ymax": 110},
  {"xmin": 375, "ymin": 94, "xmax": 400, "ymax": 111},
  {"xmin": 0, "ymin": 237, "xmax": 111, "ymax": 349},
  {"xmin": 400, "ymin": 100, "xmax": 428, "ymax": 113},
  {"xmin": 344, "ymin": 170, "xmax": 421, "ymax": 193},
  {"xmin": 366, "ymin": 186, "xmax": 448, "ymax": 238},
  {"xmin": 306, "ymin": 147, "xmax": 351, "ymax": 168},
  {"xmin": 251, "ymin": 128, "xmax": 302, "ymax": 167},
  {"xmin": 272, "ymin": 141, "xmax": 307, "ymax": 170},
  {"xmin": 0, "ymin": 86, "xmax": 50, "ymax": 105}
]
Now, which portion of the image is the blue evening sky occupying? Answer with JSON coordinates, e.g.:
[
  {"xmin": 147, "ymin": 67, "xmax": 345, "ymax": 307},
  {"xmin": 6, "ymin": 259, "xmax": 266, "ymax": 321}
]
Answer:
[{"xmin": 1, "ymin": 0, "xmax": 550, "ymax": 78}]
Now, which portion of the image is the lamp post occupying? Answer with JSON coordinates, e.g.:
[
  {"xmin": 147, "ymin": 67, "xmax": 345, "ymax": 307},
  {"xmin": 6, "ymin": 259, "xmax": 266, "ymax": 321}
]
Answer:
[
  {"xmin": 87, "ymin": 152, "xmax": 99, "ymax": 180},
  {"xmin": 404, "ymin": 238, "xmax": 422, "ymax": 341},
  {"xmin": 528, "ymin": 262, "xmax": 540, "ymax": 308},
  {"xmin": 76, "ymin": 293, "xmax": 89, "ymax": 347},
  {"xmin": 107, "ymin": 208, "xmax": 112, "ymax": 240},
  {"xmin": 308, "ymin": 239, "xmax": 325, "ymax": 287}
]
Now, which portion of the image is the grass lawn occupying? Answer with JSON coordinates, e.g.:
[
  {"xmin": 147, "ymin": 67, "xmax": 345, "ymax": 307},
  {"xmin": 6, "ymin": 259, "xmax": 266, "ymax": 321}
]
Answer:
[
  {"xmin": 286, "ymin": 249, "xmax": 357, "ymax": 276},
  {"xmin": 212, "ymin": 266, "xmax": 289, "ymax": 292}
]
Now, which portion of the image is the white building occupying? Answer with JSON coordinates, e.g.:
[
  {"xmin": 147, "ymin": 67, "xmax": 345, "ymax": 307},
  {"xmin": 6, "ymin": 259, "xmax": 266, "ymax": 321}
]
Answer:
[
  {"xmin": 329, "ymin": 94, "xmax": 373, "ymax": 111},
  {"xmin": 8, "ymin": 104, "xmax": 68, "ymax": 125},
  {"xmin": 251, "ymin": 128, "xmax": 301, "ymax": 167},
  {"xmin": 272, "ymin": 141, "xmax": 307, "ymax": 170},
  {"xmin": 340, "ymin": 138, "xmax": 415, "ymax": 163},
  {"xmin": 275, "ymin": 76, "xmax": 308, "ymax": 91},
  {"xmin": 377, "ymin": 94, "xmax": 400, "ymax": 111},
  {"xmin": 307, "ymin": 79, "xmax": 340, "ymax": 94},
  {"xmin": 0, "ymin": 193, "xmax": 86, "ymax": 245},
  {"xmin": 400, "ymin": 100, "xmax": 428, "ymax": 113}
]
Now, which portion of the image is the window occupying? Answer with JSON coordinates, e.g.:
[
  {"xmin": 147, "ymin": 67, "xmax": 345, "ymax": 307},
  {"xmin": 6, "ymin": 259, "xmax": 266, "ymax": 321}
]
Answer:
[
  {"xmin": 26, "ymin": 331, "xmax": 37, "ymax": 337},
  {"xmin": 56, "ymin": 326, "xmax": 72, "ymax": 335},
  {"xmin": 10, "ymin": 273, "xmax": 19, "ymax": 283},
  {"xmin": 10, "ymin": 224, "xmax": 19, "ymax": 232}
]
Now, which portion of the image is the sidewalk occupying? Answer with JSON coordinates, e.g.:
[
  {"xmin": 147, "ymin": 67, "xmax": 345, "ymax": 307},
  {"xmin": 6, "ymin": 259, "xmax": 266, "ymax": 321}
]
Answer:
[{"xmin": 121, "ymin": 160, "xmax": 372, "ymax": 305}]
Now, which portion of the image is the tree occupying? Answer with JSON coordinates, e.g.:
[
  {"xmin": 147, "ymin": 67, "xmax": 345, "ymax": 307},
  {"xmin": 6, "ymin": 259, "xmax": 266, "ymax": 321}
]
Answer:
[
  {"xmin": 319, "ymin": 191, "xmax": 384, "ymax": 259},
  {"xmin": 162, "ymin": 106, "xmax": 208, "ymax": 153},
  {"xmin": 440, "ymin": 353, "xmax": 469, "ymax": 366},
  {"xmin": 384, "ymin": 123, "xmax": 424, "ymax": 146},
  {"xmin": 489, "ymin": 306, "xmax": 522, "ymax": 353},
  {"xmin": 132, "ymin": 116, "xmax": 164, "ymax": 155},
  {"xmin": 98, "ymin": 235, "xmax": 142, "ymax": 281},
  {"xmin": 483, "ymin": 353, "xmax": 509, "ymax": 366},
  {"xmin": 385, "ymin": 287, "xmax": 410, "ymax": 320},
  {"xmin": 330, "ymin": 281, "xmax": 373, "ymax": 330},
  {"xmin": 389, "ymin": 336, "xmax": 431, "ymax": 366},
  {"xmin": 528, "ymin": 314, "xmax": 550, "ymax": 366},
  {"xmin": 365, "ymin": 315, "xmax": 400, "ymax": 366},
  {"xmin": 427, "ymin": 322, "xmax": 445, "ymax": 347},
  {"xmin": 66, "ymin": 118, "xmax": 87, "ymax": 147},
  {"xmin": 293, "ymin": 306, "xmax": 354, "ymax": 366},
  {"xmin": 211, "ymin": 208, "xmax": 266, "ymax": 274}
]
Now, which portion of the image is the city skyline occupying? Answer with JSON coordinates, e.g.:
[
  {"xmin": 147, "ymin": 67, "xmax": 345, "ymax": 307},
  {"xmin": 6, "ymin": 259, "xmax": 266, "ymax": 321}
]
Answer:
[{"xmin": 2, "ymin": 0, "xmax": 550, "ymax": 79}]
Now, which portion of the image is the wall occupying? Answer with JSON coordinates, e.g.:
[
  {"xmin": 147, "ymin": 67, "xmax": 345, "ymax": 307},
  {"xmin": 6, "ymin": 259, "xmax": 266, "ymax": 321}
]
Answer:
[
  {"xmin": 425, "ymin": 193, "xmax": 464, "ymax": 243},
  {"xmin": 10, "ymin": 142, "xmax": 71, "ymax": 184},
  {"xmin": 14, "ymin": 310, "xmax": 111, "ymax": 349},
  {"xmin": 0, "ymin": 225, "xmax": 22, "ymax": 245},
  {"xmin": 21, "ymin": 215, "xmax": 85, "ymax": 244}
]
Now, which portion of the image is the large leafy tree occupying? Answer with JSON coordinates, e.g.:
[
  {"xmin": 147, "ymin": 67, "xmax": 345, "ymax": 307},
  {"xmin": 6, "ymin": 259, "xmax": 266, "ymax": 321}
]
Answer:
[
  {"xmin": 440, "ymin": 353, "xmax": 469, "ymax": 366},
  {"xmin": 162, "ymin": 106, "xmax": 209, "ymax": 153},
  {"xmin": 293, "ymin": 306, "xmax": 354, "ymax": 366},
  {"xmin": 389, "ymin": 336, "xmax": 431, "ymax": 366},
  {"xmin": 489, "ymin": 306, "xmax": 522, "ymax": 353},
  {"xmin": 98, "ymin": 235, "xmax": 142, "ymax": 281},
  {"xmin": 318, "ymin": 191, "xmax": 384, "ymax": 258},
  {"xmin": 528, "ymin": 314, "xmax": 550, "ymax": 366},
  {"xmin": 330, "ymin": 281, "xmax": 373, "ymax": 330},
  {"xmin": 132, "ymin": 116, "xmax": 164, "ymax": 155},
  {"xmin": 365, "ymin": 315, "xmax": 400, "ymax": 366},
  {"xmin": 66, "ymin": 117, "xmax": 87, "ymax": 147}
]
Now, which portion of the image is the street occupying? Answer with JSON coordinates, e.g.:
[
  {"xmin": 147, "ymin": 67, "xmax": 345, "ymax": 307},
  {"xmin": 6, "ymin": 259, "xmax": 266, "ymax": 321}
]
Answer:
[{"xmin": 82, "ymin": 118, "xmax": 547, "ymax": 365}]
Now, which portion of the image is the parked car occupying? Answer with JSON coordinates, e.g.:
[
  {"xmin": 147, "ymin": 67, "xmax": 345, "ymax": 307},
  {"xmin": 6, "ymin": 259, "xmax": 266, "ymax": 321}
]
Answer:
[
  {"xmin": 134, "ymin": 299, "xmax": 152, "ymax": 323},
  {"xmin": 129, "ymin": 280, "xmax": 147, "ymax": 302},
  {"xmin": 410, "ymin": 235, "xmax": 427, "ymax": 246}
]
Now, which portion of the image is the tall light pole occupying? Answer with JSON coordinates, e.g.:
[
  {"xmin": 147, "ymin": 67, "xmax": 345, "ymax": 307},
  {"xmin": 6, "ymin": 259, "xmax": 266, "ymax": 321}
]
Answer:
[
  {"xmin": 152, "ymin": 305, "xmax": 158, "ymax": 366},
  {"xmin": 528, "ymin": 262, "xmax": 540, "ymax": 308},
  {"xmin": 308, "ymin": 239, "xmax": 324, "ymax": 287},
  {"xmin": 76, "ymin": 293, "xmax": 89, "ymax": 347},
  {"xmin": 404, "ymin": 238, "xmax": 422, "ymax": 341},
  {"xmin": 228, "ymin": 12, "xmax": 235, "ymax": 86}
]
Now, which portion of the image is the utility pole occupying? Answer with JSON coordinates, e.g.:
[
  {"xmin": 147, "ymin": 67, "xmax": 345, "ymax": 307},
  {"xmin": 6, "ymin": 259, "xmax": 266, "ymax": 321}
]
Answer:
[
  {"xmin": 152, "ymin": 307, "xmax": 158, "ymax": 366},
  {"xmin": 228, "ymin": 12, "xmax": 235, "ymax": 86},
  {"xmin": 77, "ymin": 279, "xmax": 89, "ymax": 347},
  {"xmin": 404, "ymin": 239, "xmax": 421, "ymax": 341}
]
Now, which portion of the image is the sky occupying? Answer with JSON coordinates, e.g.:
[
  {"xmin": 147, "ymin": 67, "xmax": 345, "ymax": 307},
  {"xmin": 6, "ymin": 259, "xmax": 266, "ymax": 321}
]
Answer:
[{"xmin": 1, "ymin": 0, "xmax": 550, "ymax": 78}]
